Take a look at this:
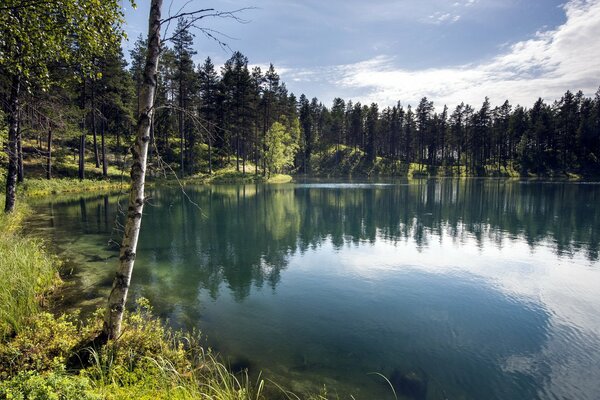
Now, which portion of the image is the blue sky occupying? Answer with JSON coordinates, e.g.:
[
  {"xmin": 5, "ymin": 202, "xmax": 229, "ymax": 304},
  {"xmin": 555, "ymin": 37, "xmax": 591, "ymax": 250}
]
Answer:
[{"xmin": 123, "ymin": 0, "xmax": 600, "ymax": 108}]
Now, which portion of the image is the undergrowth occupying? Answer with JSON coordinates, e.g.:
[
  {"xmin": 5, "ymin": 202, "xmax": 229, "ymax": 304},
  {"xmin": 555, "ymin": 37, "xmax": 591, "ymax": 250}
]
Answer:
[{"xmin": 0, "ymin": 300, "xmax": 270, "ymax": 400}]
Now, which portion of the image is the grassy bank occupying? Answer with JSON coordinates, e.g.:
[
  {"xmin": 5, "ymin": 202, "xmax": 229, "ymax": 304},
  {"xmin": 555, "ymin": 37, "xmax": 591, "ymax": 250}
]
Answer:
[
  {"xmin": 176, "ymin": 163, "xmax": 293, "ymax": 185},
  {"xmin": 14, "ymin": 164, "xmax": 292, "ymax": 200},
  {"xmin": 0, "ymin": 202, "xmax": 59, "ymax": 338},
  {"xmin": 20, "ymin": 178, "xmax": 128, "ymax": 198}
]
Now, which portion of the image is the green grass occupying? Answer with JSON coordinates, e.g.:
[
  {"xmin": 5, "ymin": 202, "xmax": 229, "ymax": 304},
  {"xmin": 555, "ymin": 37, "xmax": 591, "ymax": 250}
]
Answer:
[
  {"xmin": 20, "ymin": 178, "xmax": 127, "ymax": 198},
  {"xmin": 0, "ymin": 201, "xmax": 60, "ymax": 338},
  {"xmin": 171, "ymin": 163, "xmax": 293, "ymax": 185},
  {"xmin": 266, "ymin": 174, "xmax": 293, "ymax": 183}
]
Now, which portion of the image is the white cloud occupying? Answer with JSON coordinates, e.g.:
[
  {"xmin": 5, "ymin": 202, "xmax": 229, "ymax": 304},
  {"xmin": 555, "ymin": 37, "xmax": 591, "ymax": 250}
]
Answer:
[
  {"xmin": 282, "ymin": 0, "xmax": 600, "ymax": 109},
  {"xmin": 427, "ymin": 11, "xmax": 462, "ymax": 24}
]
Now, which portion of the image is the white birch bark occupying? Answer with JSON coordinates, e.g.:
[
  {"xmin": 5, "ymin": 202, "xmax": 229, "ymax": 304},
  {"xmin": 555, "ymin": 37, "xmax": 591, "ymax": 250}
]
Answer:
[{"xmin": 103, "ymin": 0, "xmax": 163, "ymax": 339}]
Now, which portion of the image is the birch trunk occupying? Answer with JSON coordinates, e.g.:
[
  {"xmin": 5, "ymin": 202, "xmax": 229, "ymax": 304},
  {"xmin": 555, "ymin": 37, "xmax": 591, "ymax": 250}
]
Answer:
[{"xmin": 103, "ymin": 0, "xmax": 162, "ymax": 339}]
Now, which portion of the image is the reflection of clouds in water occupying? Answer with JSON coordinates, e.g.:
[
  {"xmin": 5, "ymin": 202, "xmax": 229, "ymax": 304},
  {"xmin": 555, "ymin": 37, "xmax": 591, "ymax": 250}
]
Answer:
[
  {"xmin": 31, "ymin": 182, "xmax": 600, "ymax": 398},
  {"xmin": 328, "ymin": 229, "xmax": 600, "ymax": 398}
]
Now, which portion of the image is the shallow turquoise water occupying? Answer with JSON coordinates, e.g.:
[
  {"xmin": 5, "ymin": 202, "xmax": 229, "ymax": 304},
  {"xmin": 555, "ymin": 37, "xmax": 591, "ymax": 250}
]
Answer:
[{"xmin": 30, "ymin": 179, "xmax": 600, "ymax": 399}]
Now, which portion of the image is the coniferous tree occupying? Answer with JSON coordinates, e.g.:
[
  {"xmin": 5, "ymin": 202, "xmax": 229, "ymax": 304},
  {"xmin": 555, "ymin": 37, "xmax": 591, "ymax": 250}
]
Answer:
[
  {"xmin": 172, "ymin": 18, "xmax": 197, "ymax": 175},
  {"xmin": 198, "ymin": 57, "xmax": 219, "ymax": 174}
]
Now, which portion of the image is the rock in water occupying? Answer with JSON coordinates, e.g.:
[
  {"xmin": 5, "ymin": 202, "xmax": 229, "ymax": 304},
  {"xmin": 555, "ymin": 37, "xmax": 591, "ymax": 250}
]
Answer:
[{"xmin": 390, "ymin": 368, "xmax": 428, "ymax": 400}]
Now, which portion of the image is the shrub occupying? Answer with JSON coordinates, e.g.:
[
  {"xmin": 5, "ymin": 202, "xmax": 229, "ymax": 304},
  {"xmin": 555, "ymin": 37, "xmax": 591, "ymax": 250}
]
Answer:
[
  {"xmin": 0, "ymin": 312, "xmax": 88, "ymax": 380},
  {"xmin": 0, "ymin": 370, "xmax": 99, "ymax": 400}
]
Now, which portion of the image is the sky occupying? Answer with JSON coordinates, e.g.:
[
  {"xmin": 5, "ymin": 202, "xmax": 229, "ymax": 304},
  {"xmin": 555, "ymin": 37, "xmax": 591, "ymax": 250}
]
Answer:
[{"xmin": 123, "ymin": 0, "xmax": 600, "ymax": 109}]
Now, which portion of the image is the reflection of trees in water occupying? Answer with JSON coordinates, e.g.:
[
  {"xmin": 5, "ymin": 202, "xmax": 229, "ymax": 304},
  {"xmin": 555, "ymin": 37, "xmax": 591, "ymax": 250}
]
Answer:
[
  {"xmin": 136, "ymin": 186, "xmax": 301, "ymax": 305},
  {"xmin": 38, "ymin": 181, "xmax": 600, "ymax": 308}
]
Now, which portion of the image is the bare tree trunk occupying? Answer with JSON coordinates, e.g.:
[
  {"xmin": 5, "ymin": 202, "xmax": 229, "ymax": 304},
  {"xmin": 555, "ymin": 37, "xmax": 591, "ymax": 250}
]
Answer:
[
  {"xmin": 101, "ymin": 115, "xmax": 108, "ymax": 178},
  {"xmin": 46, "ymin": 129, "xmax": 52, "ymax": 180},
  {"xmin": 92, "ymin": 83, "xmax": 100, "ymax": 168},
  {"xmin": 4, "ymin": 74, "xmax": 21, "ymax": 213},
  {"xmin": 254, "ymin": 125, "xmax": 258, "ymax": 176},
  {"xmin": 179, "ymin": 78, "xmax": 185, "ymax": 176},
  {"xmin": 79, "ymin": 81, "xmax": 86, "ymax": 180},
  {"xmin": 17, "ymin": 116, "xmax": 23, "ymax": 183},
  {"xmin": 103, "ymin": 0, "xmax": 162, "ymax": 340},
  {"xmin": 79, "ymin": 130, "xmax": 86, "ymax": 180},
  {"xmin": 208, "ymin": 134, "xmax": 212, "ymax": 174},
  {"xmin": 242, "ymin": 140, "xmax": 246, "ymax": 174}
]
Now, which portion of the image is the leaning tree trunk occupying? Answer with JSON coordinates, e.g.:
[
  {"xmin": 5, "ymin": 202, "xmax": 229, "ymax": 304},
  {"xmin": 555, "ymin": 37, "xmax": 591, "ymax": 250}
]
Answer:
[
  {"xmin": 4, "ymin": 74, "xmax": 21, "ymax": 213},
  {"xmin": 103, "ymin": 0, "xmax": 163, "ymax": 340}
]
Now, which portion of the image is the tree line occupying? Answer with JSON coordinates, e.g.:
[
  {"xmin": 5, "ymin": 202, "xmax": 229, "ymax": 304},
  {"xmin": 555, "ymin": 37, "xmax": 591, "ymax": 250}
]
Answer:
[
  {"xmin": 304, "ymin": 91, "xmax": 600, "ymax": 176},
  {"xmin": 3, "ymin": 17, "xmax": 600, "ymax": 199},
  {"xmin": 125, "ymin": 20, "xmax": 600, "ymax": 178}
]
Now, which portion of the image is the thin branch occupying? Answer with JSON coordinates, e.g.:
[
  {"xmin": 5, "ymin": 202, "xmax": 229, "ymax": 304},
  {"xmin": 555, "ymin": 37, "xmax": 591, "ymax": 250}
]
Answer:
[
  {"xmin": 162, "ymin": 8, "xmax": 255, "ymax": 43},
  {"xmin": 160, "ymin": 8, "xmax": 214, "ymax": 24}
]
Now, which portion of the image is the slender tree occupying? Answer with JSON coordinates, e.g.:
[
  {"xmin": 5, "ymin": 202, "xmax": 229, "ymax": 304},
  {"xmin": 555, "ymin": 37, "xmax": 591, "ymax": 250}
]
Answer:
[{"xmin": 103, "ymin": 0, "xmax": 162, "ymax": 339}]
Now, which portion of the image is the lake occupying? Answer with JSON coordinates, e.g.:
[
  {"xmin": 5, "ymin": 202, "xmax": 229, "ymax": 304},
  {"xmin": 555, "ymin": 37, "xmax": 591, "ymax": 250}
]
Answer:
[{"xmin": 28, "ymin": 179, "xmax": 600, "ymax": 399}]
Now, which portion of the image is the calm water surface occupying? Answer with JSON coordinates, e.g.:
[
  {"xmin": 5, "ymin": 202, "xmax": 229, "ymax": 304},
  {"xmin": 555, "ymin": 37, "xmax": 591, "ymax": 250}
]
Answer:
[{"xmin": 28, "ymin": 179, "xmax": 600, "ymax": 399}]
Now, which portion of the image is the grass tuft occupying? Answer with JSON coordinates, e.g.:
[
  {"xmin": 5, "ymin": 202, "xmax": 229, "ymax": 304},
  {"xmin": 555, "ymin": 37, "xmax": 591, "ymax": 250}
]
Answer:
[{"xmin": 0, "ymin": 200, "xmax": 60, "ymax": 338}]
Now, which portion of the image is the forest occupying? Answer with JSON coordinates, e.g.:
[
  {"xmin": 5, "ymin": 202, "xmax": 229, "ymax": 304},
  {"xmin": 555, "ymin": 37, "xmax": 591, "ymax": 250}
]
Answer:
[{"xmin": 3, "ymin": 17, "xmax": 600, "ymax": 199}]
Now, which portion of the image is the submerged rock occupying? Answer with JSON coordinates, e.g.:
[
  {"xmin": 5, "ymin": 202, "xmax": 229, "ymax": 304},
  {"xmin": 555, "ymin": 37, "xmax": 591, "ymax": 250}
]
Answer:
[{"xmin": 390, "ymin": 368, "xmax": 428, "ymax": 400}]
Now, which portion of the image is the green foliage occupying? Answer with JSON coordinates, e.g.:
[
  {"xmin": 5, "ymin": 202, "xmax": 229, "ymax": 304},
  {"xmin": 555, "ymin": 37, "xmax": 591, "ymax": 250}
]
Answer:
[
  {"xmin": 0, "ymin": 370, "xmax": 99, "ymax": 400},
  {"xmin": 0, "ymin": 298, "xmax": 270, "ymax": 399},
  {"xmin": 0, "ymin": 0, "xmax": 130, "ymax": 86},
  {"xmin": 86, "ymin": 299, "xmax": 192, "ymax": 383},
  {"xmin": 0, "ymin": 313, "xmax": 84, "ymax": 378},
  {"xmin": 264, "ymin": 118, "xmax": 300, "ymax": 175}
]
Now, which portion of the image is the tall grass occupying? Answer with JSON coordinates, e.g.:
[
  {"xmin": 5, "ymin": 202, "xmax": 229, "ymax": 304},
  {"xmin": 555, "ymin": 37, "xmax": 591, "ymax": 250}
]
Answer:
[
  {"xmin": 0, "ymin": 201, "xmax": 59, "ymax": 337},
  {"xmin": 86, "ymin": 350, "xmax": 266, "ymax": 400}
]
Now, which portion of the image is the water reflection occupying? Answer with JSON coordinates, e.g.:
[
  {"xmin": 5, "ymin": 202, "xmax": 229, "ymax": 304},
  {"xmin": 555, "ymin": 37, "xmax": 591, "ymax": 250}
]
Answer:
[{"xmin": 29, "ymin": 179, "xmax": 600, "ymax": 399}]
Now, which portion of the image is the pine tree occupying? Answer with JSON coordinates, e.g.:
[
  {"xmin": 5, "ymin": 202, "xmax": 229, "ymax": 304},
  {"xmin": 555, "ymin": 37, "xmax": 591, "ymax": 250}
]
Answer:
[
  {"xmin": 198, "ymin": 57, "xmax": 219, "ymax": 174},
  {"xmin": 172, "ymin": 18, "xmax": 197, "ymax": 175},
  {"xmin": 366, "ymin": 103, "xmax": 379, "ymax": 164}
]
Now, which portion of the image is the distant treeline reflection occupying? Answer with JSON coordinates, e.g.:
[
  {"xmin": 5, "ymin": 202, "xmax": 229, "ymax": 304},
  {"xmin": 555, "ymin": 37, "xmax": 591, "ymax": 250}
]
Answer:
[{"xmin": 45, "ymin": 180, "xmax": 599, "ymax": 302}]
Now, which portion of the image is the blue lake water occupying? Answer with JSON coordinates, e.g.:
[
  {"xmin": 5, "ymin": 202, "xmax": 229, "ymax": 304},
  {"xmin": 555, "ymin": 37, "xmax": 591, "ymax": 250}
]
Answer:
[{"xmin": 29, "ymin": 179, "xmax": 600, "ymax": 399}]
